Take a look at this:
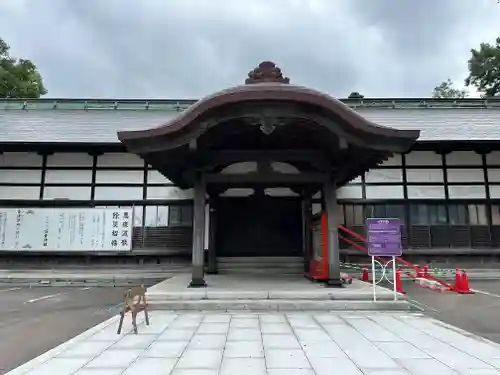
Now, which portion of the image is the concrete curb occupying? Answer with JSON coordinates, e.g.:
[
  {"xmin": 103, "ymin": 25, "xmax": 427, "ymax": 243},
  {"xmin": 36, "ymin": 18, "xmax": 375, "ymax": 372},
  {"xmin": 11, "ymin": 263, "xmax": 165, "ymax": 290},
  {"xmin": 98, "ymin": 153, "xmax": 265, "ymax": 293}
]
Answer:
[{"xmin": 148, "ymin": 299, "xmax": 415, "ymax": 312}]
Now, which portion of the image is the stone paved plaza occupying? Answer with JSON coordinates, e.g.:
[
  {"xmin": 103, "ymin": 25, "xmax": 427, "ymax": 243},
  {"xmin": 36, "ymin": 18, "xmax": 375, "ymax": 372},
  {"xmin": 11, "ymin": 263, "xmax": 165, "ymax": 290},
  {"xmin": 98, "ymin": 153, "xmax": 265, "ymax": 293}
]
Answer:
[{"xmin": 8, "ymin": 310, "xmax": 500, "ymax": 375}]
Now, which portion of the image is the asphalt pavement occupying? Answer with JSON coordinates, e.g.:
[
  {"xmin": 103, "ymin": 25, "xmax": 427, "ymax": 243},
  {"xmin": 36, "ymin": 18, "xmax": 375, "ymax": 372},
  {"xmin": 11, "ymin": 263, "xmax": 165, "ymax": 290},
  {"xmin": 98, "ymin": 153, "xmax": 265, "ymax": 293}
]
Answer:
[
  {"xmin": 401, "ymin": 279, "xmax": 500, "ymax": 344},
  {"xmin": 2, "ymin": 277, "xmax": 500, "ymax": 374},
  {"xmin": 0, "ymin": 285, "xmax": 154, "ymax": 374}
]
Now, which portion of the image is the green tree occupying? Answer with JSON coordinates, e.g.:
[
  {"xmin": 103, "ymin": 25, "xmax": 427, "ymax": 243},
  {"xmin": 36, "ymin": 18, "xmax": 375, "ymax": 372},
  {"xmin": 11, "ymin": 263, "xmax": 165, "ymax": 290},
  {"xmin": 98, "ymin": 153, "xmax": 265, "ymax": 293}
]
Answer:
[
  {"xmin": 0, "ymin": 37, "xmax": 47, "ymax": 98},
  {"xmin": 465, "ymin": 37, "xmax": 500, "ymax": 97},
  {"xmin": 432, "ymin": 79, "xmax": 467, "ymax": 99},
  {"xmin": 348, "ymin": 92, "xmax": 364, "ymax": 99}
]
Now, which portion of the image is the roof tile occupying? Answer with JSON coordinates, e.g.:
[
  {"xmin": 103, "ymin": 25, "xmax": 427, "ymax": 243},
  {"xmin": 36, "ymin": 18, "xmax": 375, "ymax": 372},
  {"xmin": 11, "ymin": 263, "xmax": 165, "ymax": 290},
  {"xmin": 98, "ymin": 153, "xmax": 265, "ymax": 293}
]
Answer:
[{"xmin": 1, "ymin": 100, "xmax": 500, "ymax": 143}]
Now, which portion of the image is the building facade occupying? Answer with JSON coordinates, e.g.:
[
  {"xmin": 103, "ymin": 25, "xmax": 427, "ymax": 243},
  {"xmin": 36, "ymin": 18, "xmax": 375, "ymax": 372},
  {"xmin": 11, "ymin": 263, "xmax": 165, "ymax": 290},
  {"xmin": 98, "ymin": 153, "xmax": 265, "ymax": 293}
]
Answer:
[{"xmin": 2, "ymin": 64, "xmax": 500, "ymax": 272}]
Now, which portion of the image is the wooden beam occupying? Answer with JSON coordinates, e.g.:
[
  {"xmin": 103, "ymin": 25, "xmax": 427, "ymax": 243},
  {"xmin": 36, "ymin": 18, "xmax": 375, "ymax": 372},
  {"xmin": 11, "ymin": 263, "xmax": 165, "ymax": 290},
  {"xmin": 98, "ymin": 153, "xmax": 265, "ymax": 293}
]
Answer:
[
  {"xmin": 204, "ymin": 171, "xmax": 328, "ymax": 185},
  {"xmin": 189, "ymin": 172, "xmax": 206, "ymax": 288},
  {"xmin": 301, "ymin": 194, "xmax": 312, "ymax": 273},
  {"xmin": 208, "ymin": 149, "xmax": 330, "ymax": 170},
  {"xmin": 323, "ymin": 180, "xmax": 342, "ymax": 287}
]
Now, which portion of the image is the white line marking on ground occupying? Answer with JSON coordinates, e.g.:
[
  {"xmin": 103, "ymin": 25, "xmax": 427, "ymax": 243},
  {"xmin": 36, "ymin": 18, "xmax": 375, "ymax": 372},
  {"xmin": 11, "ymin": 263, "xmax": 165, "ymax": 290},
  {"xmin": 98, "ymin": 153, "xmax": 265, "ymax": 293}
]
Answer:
[
  {"xmin": 79, "ymin": 287, "xmax": 92, "ymax": 291},
  {"xmin": 0, "ymin": 287, "xmax": 21, "ymax": 293},
  {"xmin": 407, "ymin": 297, "xmax": 441, "ymax": 314},
  {"xmin": 471, "ymin": 289, "xmax": 500, "ymax": 298},
  {"xmin": 25, "ymin": 292, "xmax": 65, "ymax": 303}
]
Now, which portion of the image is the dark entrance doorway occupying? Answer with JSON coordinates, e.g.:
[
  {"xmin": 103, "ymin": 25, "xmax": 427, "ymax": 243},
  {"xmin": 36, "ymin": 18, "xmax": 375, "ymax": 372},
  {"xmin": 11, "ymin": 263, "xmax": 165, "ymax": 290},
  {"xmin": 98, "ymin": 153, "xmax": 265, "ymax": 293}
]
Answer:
[{"xmin": 215, "ymin": 195, "xmax": 302, "ymax": 257}]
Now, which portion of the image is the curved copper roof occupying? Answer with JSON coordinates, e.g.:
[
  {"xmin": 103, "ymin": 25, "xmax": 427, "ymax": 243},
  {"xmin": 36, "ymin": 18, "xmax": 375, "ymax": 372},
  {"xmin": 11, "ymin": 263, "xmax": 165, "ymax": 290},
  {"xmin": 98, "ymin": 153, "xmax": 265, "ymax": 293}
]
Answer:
[{"xmin": 117, "ymin": 61, "xmax": 420, "ymax": 152}]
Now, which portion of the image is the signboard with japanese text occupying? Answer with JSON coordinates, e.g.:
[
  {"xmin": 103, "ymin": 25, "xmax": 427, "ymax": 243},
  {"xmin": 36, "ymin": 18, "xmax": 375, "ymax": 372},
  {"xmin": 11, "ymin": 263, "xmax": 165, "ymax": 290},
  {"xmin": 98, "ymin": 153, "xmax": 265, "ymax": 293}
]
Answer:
[
  {"xmin": 366, "ymin": 218, "xmax": 402, "ymax": 257},
  {"xmin": 0, "ymin": 208, "xmax": 133, "ymax": 252}
]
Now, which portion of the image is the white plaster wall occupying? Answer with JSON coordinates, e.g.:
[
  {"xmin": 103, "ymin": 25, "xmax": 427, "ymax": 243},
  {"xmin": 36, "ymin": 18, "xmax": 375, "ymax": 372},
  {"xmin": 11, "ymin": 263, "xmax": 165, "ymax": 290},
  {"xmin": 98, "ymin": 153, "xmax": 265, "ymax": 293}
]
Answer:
[
  {"xmin": 487, "ymin": 169, "xmax": 500, "ymax": 183},
  {"xmin": 337, "ymin": 185, "xmax": 362, "ymax": 199},
  {"xmin": 43, "ymin": 186, "xmax": 91, "ymax": 200},
  {"xmin": 407, "ymin": 186, "xmax": 445, "ymax": 199},
  {"xmin": 0, "ymin": 152, "xmax": 43, "ymax": 199},
  {"xmin": 490, "ymin": 186, "xmax": 500, "ymax": 199},
  {"xmin": 349, "ymin": 176, "xmax": 362, "ymax": 183},
  {"xmin": 365, "ymin": 185, "xmax": 404, "ymax": 199},
  {"xmin": 406, "ymin": 169, "xmax": 444, "ymax": 183},
  {"xmin": 0, "ymin": 152, "xmax": 42, "ymax": 167},
  {"xmin": 45, "ymin": 170, "xmax": 92, "ymax": 184},
  {"xmin": 446, "ymin": 151, "xmax": 482, "ymax": 166},
  {"xmin": 447, "ymin": 168, "xmax": 484, "ymax": 182},
  {"xmin": 147, "ymin": 170, "xmax": 172, "ymax": 184},
  {"xmin": 405, "ymin": 151, "xmax": 442, "ymax": 166},
  {"xmin": 365, "ymin": 169, "xmax": 403, "ymax": 183},
  {"xmin": 94, "ymin": 186, "xmax": 142, "ymax": 200},
  {"xmin": 98, "ymin": 153, "xmax": 144, "ymax": 167},
  {"xmin": 0, "ymin": 170, "xmax": 42, "ymax": 184},
  {"xmin": 146, "ymin": 186, "xmax": 193, "ymax": 200},
  {"xmin": 448, "ymin": 186, "xmax": 486, "ymax": 199},
  {"xmin": 0, "ymin": 186, "xmax": 40, "ymax": 199},
  {"xmin": 95, "ymin": 170, "xmax": 144, "ymax": 184},
  {"xmin": 47, "ymin": 153, "xmax": 93, "ymax": 167},
  {"xmin": 486, "ymin": 151, "xmax": 500, "ymax": 165},
  {"xmin": 381, "ymin": 154, "xmax": 402, "ymax": 166}
]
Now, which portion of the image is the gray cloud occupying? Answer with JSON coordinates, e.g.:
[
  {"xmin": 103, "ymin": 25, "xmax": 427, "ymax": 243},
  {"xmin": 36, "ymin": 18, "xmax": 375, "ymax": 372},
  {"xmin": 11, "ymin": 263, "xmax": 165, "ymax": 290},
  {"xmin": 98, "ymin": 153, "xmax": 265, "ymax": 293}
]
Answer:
[{"xmin": 0, "ymin": 0, "xmax": 499, "ymax": 98}]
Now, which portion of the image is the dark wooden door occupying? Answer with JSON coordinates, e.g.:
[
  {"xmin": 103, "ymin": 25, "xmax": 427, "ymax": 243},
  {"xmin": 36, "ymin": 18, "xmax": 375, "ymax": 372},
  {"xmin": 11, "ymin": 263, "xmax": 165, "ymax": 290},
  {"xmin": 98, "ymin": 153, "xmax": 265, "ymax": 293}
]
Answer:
[{"xmin": 216, "ymin": 196, "xmax": 302, "ymax": 257}]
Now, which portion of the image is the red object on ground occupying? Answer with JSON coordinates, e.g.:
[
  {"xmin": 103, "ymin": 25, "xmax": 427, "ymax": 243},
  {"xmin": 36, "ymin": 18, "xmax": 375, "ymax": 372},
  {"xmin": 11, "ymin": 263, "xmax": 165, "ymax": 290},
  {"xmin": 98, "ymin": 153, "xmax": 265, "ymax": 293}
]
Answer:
[
  {"xmin": 307, "ymin": 213, "xmax": 328, "ymax": 280},
  {"xmin": 342, "ymin": 274, "xmax": 353, "ymax": 284},
  {"xmin": 416, "ymin": 265, "xmax": 423, "ymax": 278},
  {"xmin": 337, "ymin": 224, "xmax": 455, "ymax": 292},
  {"xmin": 395, "ymin": 268, "xmax": 405, "ymax": 294},
  {"xmin": 423, "ymin": 264, "xmax": 429, "ymax": 279},
  {"xmin": 454, "ymin": 267, "xmax": 462, "ymax": 291},
  {"xmin": 457, "ymin": 269, "xmax": 474, "ymax": 294},
  {"xmin": 362, "ymin": 265, "xmax": 369, "ymax": 281}
]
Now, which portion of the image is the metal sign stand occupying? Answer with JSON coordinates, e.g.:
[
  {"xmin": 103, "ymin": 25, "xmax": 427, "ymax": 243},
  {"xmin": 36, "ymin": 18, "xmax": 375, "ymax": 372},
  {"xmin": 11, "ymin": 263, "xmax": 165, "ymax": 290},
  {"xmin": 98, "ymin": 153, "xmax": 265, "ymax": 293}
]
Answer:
[
  {"xmin": 366, "ymin": 218, "xmax": 402, "ymax": 303},
  {"xmin": 392, "ymin": 256, "xmax": 397, "ymax": 301},
  {"xmin": 371, "ymin": 256, "xmax": 377, "ymax": 302}
]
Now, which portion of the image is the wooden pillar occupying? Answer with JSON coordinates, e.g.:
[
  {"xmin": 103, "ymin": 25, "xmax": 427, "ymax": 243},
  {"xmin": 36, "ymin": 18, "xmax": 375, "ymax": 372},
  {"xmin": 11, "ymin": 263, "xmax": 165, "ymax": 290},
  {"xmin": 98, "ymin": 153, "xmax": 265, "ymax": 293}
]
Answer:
[
  {"xmin": 322, "ymin": 180, "xmax": 343, "ymax": 287},
  {"xmin": 301, "ymin": 194, "xmax": 312, "ymax": 272},
  {"xmin": 207, "ymin": 199, "xmax": 218, "ymax": 274},
  {"xmin": 189, "ymin": 172, "xmax": 207, "ymax": 287}
]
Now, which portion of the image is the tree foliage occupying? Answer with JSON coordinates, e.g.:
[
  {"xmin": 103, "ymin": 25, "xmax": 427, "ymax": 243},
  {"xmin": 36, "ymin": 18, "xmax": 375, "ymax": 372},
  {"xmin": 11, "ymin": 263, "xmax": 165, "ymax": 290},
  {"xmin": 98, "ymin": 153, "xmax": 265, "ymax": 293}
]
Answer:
[
  {"xmin": 0, "ymin": 37, "xmax": 47, "ymax": 98},
  {"xmin": 432, "ymin": 79, "xmax": 467, "ymax": 99},
  {"xmin": 348, "ymin": 91, "xmax": 364, "ymax": 99},
  {"xmin": 465, "ymin": 37, "xmax": 500, "ymax": 97}
]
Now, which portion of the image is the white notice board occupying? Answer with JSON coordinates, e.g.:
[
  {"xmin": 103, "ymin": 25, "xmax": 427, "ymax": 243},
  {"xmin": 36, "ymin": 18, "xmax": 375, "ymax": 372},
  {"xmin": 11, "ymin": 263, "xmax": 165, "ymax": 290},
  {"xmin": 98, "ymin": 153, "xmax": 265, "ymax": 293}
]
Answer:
[{"xmin": 0, "ymin": 208, "xmax": 133, "ymax": 252}]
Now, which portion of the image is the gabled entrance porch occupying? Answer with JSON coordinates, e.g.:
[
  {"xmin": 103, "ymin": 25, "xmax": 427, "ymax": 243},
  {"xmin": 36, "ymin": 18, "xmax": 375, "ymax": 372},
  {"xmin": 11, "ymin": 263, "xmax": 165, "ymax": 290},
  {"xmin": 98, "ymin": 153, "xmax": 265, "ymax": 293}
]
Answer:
[{"xmin": 118, "ymin": 61, "xmax": 420, "ymax": 289}]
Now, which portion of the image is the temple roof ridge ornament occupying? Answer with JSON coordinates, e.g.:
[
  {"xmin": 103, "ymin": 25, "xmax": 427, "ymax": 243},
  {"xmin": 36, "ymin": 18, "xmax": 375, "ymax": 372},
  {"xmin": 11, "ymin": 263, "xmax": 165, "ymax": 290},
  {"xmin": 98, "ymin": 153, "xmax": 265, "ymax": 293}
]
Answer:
[{"xmin": 245, "ymin": 61, "xmax": 290, "ymax": 84}]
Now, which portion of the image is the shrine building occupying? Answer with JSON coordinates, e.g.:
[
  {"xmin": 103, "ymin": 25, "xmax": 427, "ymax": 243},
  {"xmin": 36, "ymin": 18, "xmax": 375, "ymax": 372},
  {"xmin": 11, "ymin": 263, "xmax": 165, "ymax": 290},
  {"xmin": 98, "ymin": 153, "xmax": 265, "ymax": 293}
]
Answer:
[{"xmin": 1, "ymin": 61, "xmax": 500, "ymax": 286}]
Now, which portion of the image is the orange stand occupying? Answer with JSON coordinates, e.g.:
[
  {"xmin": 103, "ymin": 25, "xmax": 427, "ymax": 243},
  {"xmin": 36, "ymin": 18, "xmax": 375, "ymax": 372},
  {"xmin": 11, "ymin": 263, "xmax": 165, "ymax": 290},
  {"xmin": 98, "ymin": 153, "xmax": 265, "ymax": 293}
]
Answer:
[{"xmin": 307, "ymin": 213, "xmax": 329, "ymax": 280}]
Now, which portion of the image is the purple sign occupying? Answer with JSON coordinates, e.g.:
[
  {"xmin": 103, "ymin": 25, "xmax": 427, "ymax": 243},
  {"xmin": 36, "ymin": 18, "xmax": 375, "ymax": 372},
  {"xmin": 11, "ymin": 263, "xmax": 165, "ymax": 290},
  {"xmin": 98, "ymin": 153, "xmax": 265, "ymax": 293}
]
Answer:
[{"xmin": 366, "ymin": 218, "xmax": 402, "ymax": 256}]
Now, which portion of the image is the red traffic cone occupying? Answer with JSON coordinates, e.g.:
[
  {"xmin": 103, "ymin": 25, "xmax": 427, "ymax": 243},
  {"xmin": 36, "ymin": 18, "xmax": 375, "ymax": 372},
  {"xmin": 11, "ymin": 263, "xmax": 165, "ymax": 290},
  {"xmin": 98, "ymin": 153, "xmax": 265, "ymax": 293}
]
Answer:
[
  {"xmin": 362, "ymin": 265, "xmax": 369, "ymax": 282},
  {"xmin": 396, "ymin": 268, "xmax": 406, "ymax": 294},
  {"xmin": 454, "ymin": 268, "xmax": 462, "ymax": 292},
  {"xmin": 458, "ymin": 269, "xmax": 474, "ymax": 294}
]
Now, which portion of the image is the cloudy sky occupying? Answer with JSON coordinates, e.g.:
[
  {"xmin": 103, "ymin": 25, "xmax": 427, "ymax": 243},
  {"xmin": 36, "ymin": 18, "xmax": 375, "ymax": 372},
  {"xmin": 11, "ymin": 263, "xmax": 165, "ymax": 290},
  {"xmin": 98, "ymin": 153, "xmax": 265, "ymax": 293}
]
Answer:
[{"xmin": 1, "ymin": 0, "xmax": 499, "ymax": 99}]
